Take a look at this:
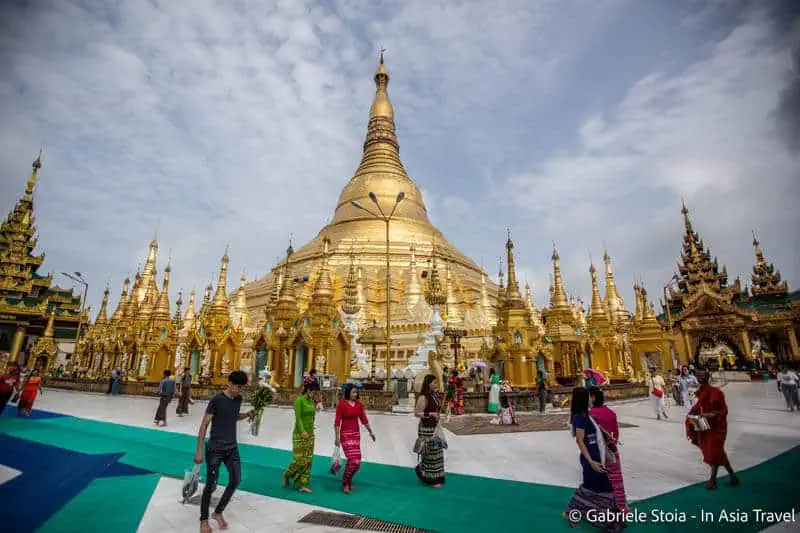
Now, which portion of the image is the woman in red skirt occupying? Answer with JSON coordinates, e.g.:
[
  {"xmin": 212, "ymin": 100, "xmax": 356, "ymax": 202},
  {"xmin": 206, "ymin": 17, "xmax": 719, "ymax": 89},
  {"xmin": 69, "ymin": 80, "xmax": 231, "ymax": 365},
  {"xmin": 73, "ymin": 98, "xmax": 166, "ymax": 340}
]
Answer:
[{"xmin": 334, "ymin": 384, "xmax": 376, "ymax": 494}]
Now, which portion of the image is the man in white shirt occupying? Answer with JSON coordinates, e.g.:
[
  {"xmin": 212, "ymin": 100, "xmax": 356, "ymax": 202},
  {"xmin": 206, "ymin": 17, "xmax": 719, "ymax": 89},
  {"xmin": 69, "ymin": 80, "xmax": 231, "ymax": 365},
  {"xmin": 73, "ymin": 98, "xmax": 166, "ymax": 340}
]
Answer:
[
  {"xmin": 648, "ymin": 367, "xmax": 668, "ymax": 420},
  {"xmin": 776, "ymin": 366, "xmax": 799, "ymax": 412}
]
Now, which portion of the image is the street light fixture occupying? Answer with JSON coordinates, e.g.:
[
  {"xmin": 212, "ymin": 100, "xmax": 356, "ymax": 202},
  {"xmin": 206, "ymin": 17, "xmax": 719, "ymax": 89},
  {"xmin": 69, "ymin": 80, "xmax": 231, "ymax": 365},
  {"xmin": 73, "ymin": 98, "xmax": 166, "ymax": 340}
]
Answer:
[{"xmin": 350, "ymin": 191, "xmax": 405, "ymax": 391}]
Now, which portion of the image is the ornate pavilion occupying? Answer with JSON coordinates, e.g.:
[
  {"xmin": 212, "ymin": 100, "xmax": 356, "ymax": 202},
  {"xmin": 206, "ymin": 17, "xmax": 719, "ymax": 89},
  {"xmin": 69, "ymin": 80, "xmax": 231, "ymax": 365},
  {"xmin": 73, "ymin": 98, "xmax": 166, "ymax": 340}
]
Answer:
[
  {"xmin": 0, "ymin": 154, "xmax": 87, "ymax": 370},
  {"xmin": 660, "ymin": 202, "xmax": 799, "ymax": 367}
]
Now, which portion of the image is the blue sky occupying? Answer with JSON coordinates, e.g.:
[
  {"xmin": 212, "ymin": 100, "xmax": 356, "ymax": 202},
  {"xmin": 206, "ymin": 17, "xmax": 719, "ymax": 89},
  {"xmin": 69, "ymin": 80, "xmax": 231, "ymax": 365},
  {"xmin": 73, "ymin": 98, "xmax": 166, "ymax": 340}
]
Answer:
[{"xmin": 1, "ymin": 0, "xmax": 798, "ymax": 315}]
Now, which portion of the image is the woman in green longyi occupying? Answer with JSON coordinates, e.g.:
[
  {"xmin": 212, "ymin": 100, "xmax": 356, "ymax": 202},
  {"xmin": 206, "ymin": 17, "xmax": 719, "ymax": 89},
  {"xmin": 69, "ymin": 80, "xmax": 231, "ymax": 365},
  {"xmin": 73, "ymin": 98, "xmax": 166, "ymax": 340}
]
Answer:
[{"xmin": 283, "ymin": 381, "xmax": 320, "ymax": 492}]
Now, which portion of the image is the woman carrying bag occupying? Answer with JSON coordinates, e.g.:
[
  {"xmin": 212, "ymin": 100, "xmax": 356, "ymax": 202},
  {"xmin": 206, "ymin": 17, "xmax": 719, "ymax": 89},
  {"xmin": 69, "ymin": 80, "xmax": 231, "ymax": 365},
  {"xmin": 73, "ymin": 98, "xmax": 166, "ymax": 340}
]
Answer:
[{"xmin": 414, "ymin": 374, "xmax": 446, "ymax": 488}]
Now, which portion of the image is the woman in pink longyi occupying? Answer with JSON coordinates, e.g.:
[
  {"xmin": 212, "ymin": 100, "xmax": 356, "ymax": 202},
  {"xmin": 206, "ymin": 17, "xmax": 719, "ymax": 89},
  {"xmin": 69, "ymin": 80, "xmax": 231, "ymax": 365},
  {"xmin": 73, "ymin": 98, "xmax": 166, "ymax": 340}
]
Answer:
[
  {"xmin": 589, "ymin": 388, "xmax": 630, "ymax": 513},
  {"xmin": 334, "ymin": 384, "xmax": 376, "ymax": 494}
]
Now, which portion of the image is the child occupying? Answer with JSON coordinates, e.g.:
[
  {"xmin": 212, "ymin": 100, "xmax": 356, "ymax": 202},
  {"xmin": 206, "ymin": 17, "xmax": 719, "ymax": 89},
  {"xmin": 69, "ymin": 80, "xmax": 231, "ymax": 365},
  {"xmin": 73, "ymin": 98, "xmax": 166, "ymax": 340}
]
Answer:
[
  {"xmin": 491, "ymin": 395, "xmax": 518, "ymax": 425},
  {"xmin": 194, "ymin": 371, "xmax": 255, "ymax": 533}
]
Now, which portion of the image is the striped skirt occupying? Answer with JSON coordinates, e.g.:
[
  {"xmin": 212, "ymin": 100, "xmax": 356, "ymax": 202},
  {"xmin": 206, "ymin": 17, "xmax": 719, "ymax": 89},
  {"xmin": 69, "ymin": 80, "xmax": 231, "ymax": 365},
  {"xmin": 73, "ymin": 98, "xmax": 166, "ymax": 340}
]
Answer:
[
  {"xmin": 415, "ymin": 424, "xmax": 445, "ymax": 486},
  {"xmin": 565, "ymin": 485, "xmax": 623, "ymax": 532},
  {"xmin": 340, "ymin": 428, "xmax": 362, "ymax": 486},
  {"xmin": 285, "ymin": 432, "xmax": 315, "ymax": 488},
  {"xmin": 606, "ymin": 454, "xmax": 629, "ymax": 512}
]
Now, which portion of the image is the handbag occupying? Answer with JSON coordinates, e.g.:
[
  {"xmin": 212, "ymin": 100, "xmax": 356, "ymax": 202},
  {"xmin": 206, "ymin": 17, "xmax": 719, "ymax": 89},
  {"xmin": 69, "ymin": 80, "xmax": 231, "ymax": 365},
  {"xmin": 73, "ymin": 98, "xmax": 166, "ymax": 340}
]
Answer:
[
  {"xmin": 650, "ymin": 378, "xmax": 663, "ymax": 398},
  {"xmin": 688, "ymin": 415, "xmax": 711, "ymax": 432},
  {"xmin": 433, "ymin": 423, "xmax": 448, "ymax": 449}
]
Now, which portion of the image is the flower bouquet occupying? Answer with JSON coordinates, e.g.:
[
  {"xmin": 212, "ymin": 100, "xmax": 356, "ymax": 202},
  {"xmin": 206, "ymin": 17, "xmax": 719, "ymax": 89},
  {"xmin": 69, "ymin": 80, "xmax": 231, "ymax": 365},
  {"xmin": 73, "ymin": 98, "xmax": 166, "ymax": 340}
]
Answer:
[{"xmin": 248, "ymin": 386, "xmax": 273, "ymax": 437}]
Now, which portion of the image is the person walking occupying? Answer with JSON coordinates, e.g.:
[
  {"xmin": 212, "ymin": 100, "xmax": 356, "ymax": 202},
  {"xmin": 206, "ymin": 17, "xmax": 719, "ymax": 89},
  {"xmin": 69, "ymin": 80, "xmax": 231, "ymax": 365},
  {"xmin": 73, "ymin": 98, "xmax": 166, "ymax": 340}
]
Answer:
[
  {"xmin": 536, "ymin": 369, "xmax": 548, "ymax": 413},
  {"xmin": 17, "ymin": 369, "xmax": 41, "ymax": 417},
  {"xmin": 776, "ymin": 366, "xmax": 799, "ymax": 411},
  {"xmin": 154, "ymin": 369, "xmax": 175, "ymax": 427},
  {"xmin": 176, "ymin": 368, "xmax": 193, "ymax": 416},
  {"xmin": 414, "ymin": 374, "xmax": 446, "ymax": 487},
  {"xmin": 590, "ymin": 387, "xmax": 630, "ymax": 513},
  {"xmin": 334, "ymin": 383, "xmax": 375, "ymax": 494},
  {"xmin": 678, "ymin": 365, "xmax": 698, "ymax": 410},
  {"xmin": 0, "ymin": 362, "xmax": 20, "ymax": 416},
  {"xmin": 685, "ymin": 370, "xmax": 740, "ymax": 490},
  {"xmin": 283, "ymin": 380, "xmax": 319, "ymax": 492},
  {"xmin": 110, "ymin": 368, "xmax": 121, "ymax": 395},
  {"xmin": 194, "ymin": 371, "xmax": 255, "ymax": 533},
  {"xmin": 648, "ymin": 367, "xmax": 668, "ymax": 420},
  {"xmin": 562, "ymin": 387, "xmax": 622, "ymax": 532}
]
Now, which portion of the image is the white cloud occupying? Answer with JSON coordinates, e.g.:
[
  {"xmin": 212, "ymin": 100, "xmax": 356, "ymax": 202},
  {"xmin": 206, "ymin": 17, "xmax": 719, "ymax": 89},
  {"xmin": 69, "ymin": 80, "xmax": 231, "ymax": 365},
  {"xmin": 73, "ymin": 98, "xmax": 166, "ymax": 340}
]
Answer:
[{"xmin": 503, "ymin": 3, "xmax": 800, "ymax": 306}]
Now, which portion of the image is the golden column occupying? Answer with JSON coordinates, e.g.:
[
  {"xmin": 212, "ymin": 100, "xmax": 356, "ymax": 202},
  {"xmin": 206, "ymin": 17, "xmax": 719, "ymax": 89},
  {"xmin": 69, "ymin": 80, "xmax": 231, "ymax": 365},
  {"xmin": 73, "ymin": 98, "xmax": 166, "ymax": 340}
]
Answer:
[
  {"xmin": 11, "ymin": 323, "xmax": 27, "ymax": 364},
  {"xmin": 350, "ymin": 191, "xmax": 405, "ymax": 391}
]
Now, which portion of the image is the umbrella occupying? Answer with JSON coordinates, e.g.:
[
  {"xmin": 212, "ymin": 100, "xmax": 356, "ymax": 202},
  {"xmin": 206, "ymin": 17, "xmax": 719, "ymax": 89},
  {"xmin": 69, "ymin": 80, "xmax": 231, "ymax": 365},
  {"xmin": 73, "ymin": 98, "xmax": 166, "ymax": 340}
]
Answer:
[
  {"xmin": 584, "ymin": 368, "xmax": 607, "ymax": 384},
  {"xmin": 470, "ymin": 361, "xmax": 489, "ymax": 368}
]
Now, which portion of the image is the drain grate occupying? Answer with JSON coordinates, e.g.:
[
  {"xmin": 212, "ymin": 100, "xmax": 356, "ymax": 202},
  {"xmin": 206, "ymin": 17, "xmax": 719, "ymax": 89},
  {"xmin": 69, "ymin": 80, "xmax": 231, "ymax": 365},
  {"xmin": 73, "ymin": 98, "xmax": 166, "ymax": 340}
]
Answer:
[{"xmin": 299, "ymin": 510, "xmax": 436, "ymax": 533}]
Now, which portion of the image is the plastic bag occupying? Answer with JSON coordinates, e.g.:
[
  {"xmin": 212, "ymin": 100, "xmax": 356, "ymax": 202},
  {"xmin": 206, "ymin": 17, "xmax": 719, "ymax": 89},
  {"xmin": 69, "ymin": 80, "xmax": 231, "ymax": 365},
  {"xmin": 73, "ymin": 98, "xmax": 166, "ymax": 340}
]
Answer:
[
  {"xmin": 432, "ymin": 424, "xmax": 448, "ymax": 449},
  {"xmin": 330, "ymin": 446, "xmax": 342, "ymax": 476},
  {"xmin": 182, "ymin": 464, "xmax": 201, "ymax": 503}
]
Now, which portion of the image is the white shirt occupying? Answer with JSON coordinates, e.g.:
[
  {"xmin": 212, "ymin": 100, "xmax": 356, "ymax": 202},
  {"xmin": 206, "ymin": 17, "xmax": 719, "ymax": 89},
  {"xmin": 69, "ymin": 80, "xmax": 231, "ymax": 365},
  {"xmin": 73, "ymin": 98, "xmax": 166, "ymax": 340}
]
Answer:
[
  {"xmin": 650, "ymin": 375, "xmax": 665, "ymax": 392},
  {"xmin": 778, "ymin": 371, "xmax": 798, "ymax": 387}
]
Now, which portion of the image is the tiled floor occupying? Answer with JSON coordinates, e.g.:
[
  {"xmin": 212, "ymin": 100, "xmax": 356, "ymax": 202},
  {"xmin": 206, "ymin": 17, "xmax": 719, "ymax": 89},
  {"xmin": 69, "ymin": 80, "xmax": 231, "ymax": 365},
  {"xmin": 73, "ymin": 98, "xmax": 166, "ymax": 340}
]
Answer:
[{"xmin": 7, "ymin": 381, "xmax": 800, "ymax": 532}]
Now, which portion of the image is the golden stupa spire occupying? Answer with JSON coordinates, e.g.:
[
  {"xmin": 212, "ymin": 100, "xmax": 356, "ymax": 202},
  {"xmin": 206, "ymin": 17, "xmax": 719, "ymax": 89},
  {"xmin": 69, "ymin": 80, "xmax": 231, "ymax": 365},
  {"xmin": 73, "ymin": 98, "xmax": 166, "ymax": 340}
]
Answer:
[
  {"xmin": 212, "ymin": 246, "xmax": 230, "ymax": 310},
  {"xmin": 504, "ymin": 229, "xmax": 525, "ymax": 308},
  {"xmin": 332, "ymin": 50, "xmax": 432, "ymax": 226},
  {"xmin": 602, "ymin": 247, "xmax": 627, "ymax": 323},
  {"xmin": 277, "ymin": 243, "xmax": 297, "ymax": 304},
  {"xmin": 152, "ymin": 261, "xmax": 171, "ymax": 321},
  {"xmin": 174, "ymin": 290, "xmax": 184, "ymax": 329},
  {"xmin": 341, "ymin": 249, "xmax": 361, "ymax": 316},
  {"xmin": 24, "ymin": 149, "xmax": 42, "ymax": 201},
  {"xmin": 312, "ymin": 237, "xmax": 334, "ymax": 298},
  {"xmin": 110, "ymin": 277, "xmax": 130, "ymax": 323},
  {"xmin": 183, "ymin": 288, "xmax": 197, "ymax": 323},
  {"xmin": 95, "ymin": 284, "xmax": 110, "ymax": 326},
  {"xmin": 588, "ymin": 262, "xmax": 607, "ymax": 319},
  {"xmin": 550, "ymin": 245, "xmax": 569, "ymax": 309}
]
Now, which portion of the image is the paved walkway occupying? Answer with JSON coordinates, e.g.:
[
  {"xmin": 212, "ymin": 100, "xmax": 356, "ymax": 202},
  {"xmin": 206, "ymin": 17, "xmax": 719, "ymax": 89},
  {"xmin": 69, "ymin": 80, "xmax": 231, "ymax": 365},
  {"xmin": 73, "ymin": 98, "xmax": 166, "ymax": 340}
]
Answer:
[{"xmin": 0, "ymin": 382, "xmax": 798, "ymax": 532}]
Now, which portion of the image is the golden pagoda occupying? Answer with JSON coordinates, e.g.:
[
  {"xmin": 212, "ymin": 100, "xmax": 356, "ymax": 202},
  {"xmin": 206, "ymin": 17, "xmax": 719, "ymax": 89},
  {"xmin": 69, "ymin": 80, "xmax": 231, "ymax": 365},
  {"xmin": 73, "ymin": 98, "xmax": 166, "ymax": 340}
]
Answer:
[
  {"xmin": 0, "ymin": 153, "xmax": 86, "ymax": 370},
  {"xmin": 245, "ymin": 53, "xmax": 497, "ymax": 373}
]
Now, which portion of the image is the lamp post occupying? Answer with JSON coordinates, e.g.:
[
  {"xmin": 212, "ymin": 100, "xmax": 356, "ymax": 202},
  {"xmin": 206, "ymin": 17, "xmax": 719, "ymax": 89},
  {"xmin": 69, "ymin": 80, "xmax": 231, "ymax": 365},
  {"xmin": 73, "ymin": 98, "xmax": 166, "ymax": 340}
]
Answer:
[
  {"xmin": 62, "ymin": 271, "xmax": 88, "ymax": 365},
  {"xmin": 351, "ymin": 191, "xmax": 405, "ymax": 391},
  {"xmin": 443, "ymin": 327, "xmax": 467, "ymax": 371},
  {"xmin": 358, "ymin": 320, "xmax": 386, "ymax": 384}
]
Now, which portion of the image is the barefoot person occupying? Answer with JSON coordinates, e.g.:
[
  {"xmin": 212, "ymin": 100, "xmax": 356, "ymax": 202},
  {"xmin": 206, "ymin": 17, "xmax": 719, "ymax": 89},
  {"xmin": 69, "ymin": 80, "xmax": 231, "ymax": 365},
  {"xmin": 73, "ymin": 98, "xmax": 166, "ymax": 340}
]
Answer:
[
  {"xmin": 283, "ymin": 380, "xmax": 319, "ymax": 492},
  {"xmin": 648, "ymin": 367, "xmax": 668, "ymax": 420},
  {"xmin": 154, "ymin": 369, "xmax": 175, "ymax": 427},
  {"xmin": 335, "ymin": 383, "xmax": 376, "ymax": 494},
  {"xmin": 685, "ymin": 370, "xmax": 740, "ymax": 490},
  {"xmin": 176, "ymin": 367, "xmax": 192, "ymax": 417},
  {"xmin": 414, "ymin": 374, "xmax": 446, "ymax": 487},
  {"xmin": 194, "ymin": 371, "xmax": 255, "ymax": 533}
]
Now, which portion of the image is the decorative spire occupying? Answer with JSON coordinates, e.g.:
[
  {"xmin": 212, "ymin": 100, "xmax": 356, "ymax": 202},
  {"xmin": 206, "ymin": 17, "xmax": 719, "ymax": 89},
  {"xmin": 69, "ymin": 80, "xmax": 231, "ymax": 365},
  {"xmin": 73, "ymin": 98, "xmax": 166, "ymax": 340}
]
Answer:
[
  {"xmin": 277, "ymin": 245, "xmax": 297, "ymax": 304},
  {"xmin": 588, "ymin": 262, "xmax": 606, "ymax": 320},
  {"xmin": 183, "ymin": 288, "xmax": 197, "ymax": 323},
  {"xmin": 174, "ymin": 290, "xmax": 184, "ymax": 329},
  {"xmin": 633, "ymin": 282, "xmax": 643, "ymax": 322},
  {"xmin": 750, "ymin": 230, "xmax": 788, "ymax": 297},
  {"xmin": 110, "ymin": 277, "xmax": 130, "ymax": 323},
  {"xmin": 341, "ymin": 250, "xmax": 361, "ymax": 316},
  {"xmin": 212, "ymin": 247, "xmax": 230, "ymax": 310},
  {"xmin": 602, "ymin": 247, "xmax": 628, "ymax": 324},
  {"xmin": 425, "ymin": 243, "xmax": 446, "ymax": 306},
  {"xmin": 95, "ymin": 285, "xmax": 110, "ymax": 326},
  {"xmin": 25, "ymin": 150, "xmax": 42, "ymax": 199},
  {"xmin": 550, "ymin": 245, "xmax": 569, "ymax": 309},
  {"xmin": 504, "ymin": 229, "xmax": 525, "ymax": 308},
  {"xmin": 312, "ymin": 237, "xmax": 334, "ymax": 298},
  {"xmin": 672, "ymin": 201, "xmax": 730, "ymax": 299},
  {"xmin": 152, "ymin": 262, "xmax": 172, "ymax": 322}
]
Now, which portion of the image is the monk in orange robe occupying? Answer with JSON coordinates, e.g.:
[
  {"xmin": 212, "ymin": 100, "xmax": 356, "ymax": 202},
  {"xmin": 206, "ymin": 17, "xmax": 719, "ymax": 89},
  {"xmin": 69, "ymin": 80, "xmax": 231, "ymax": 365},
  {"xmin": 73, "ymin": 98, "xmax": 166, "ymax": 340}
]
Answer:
[{"xmin": 685, "ymin": 370, "xmax": 741, "ymax": 490}]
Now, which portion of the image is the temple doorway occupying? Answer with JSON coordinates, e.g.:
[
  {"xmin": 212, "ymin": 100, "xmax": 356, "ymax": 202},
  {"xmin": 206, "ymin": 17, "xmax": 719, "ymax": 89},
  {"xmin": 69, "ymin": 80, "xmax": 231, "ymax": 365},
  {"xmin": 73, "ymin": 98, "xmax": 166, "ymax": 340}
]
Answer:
[
  {"xmin": 294, "ymin": 345, "xmax": 309, "ymax": 388},
  {"xmin": 35, "ymin": 355, "xmax": 48, "ymax": 371},
  {"xmin": 149, "ymin": 347, "xmax": 170, "ymax": 381},
  {"xmin": 694, "ymin": 336, "xmax": 744, "ymax": 369},
  {"xmin": 190, "ymin": 347, "xmax": 200, "ymax": 375},
  {"xmin": 255, "ymin": 345, "xmax": 268, "ymax": 373}
]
